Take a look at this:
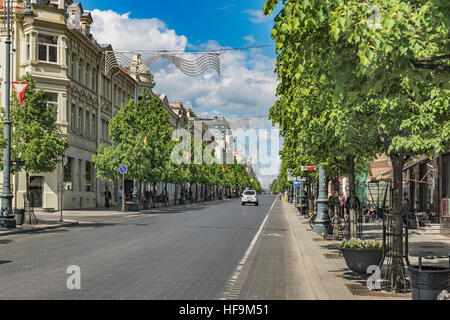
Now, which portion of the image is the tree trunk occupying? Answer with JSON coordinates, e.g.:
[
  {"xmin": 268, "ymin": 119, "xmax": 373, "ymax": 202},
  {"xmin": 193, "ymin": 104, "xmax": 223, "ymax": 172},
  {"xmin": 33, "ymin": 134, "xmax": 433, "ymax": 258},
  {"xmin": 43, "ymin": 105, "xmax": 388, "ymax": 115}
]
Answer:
[
  {"xmin": 332, "ymin": 176, "xmax": 340, "ymax": 240},
  {"xmin": 347, "ymin": 155, "xmax": 358, "ymax": 238},
  {"xmin": 153, "ymin": 183, "xmax": 156, "ymax": 208},
  {"xmin": 307, "ymin": 182, "xmax": 313, "ymax": 214},
  {"xmin": 391, "ymin": 153, "xmax": 406, "ymax": 291}
]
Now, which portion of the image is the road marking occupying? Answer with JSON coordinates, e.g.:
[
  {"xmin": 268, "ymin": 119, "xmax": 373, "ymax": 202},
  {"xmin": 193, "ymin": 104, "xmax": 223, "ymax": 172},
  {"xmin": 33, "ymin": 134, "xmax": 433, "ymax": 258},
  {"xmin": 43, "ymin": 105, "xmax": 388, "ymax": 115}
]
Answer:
[
  {"xmin": 219, "ymin": 197, "xmax": 276, "ymax": 299},
  {"xmin": 263, "ymin": 233, "xmax": 283, "ymax": 237}
]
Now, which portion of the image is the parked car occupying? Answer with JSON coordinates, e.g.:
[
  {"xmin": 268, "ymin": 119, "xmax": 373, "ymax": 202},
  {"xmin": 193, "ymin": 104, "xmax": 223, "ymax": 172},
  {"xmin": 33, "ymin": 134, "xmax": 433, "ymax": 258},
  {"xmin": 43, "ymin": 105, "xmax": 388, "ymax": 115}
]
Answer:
[{"xmin": 241, "ymin": 190, "xmax": 258, "ymax": 206}]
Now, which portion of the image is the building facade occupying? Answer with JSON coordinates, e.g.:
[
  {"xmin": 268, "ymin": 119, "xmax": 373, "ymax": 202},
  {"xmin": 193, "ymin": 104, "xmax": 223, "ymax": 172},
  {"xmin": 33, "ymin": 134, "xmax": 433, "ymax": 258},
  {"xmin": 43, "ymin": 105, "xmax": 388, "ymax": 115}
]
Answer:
[{"xmin": 0, "ymin": 0, "xmax": 138, "ymax": 210}]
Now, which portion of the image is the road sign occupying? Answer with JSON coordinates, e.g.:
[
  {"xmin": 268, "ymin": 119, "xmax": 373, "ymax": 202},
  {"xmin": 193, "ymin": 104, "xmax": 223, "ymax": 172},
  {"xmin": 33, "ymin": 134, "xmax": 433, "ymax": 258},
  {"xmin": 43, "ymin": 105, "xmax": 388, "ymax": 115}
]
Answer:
[
  {"xmin": 222, "ymin": 167, "xmax": 226, "ymax": 172},
  {"xmin": 301, "ymin": 166, "xmax": 317, "ymax": 171},
  {"xmin": 293, "ymin": 182, "xmax": 301, "ymax": 188},
  {"xmin": 119, "ymin": 164, "xmax": 128, "ymax": 175}
]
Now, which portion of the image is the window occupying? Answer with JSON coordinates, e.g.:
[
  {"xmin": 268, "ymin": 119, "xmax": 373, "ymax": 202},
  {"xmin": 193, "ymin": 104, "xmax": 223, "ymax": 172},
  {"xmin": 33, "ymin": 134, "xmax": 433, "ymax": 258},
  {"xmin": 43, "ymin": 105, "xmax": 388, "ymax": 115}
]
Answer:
[
  {"xmin": 78, "ymin": 159, "xmax": 82, "ymax": 192},
  {"xmin": 38, "ymin": 34, "xmax": 58, "ymax": 63},
  {"xmin": 71, "ymin": 54, "xmax": 75, "ymax": 77},
  {"xmin": 92, "ymin": 114, "xmax": 96, "ymax": 138},
  {"xmin": 43, "ymin": 92, "xmax": 58, "ymax": 122},
  {"xmin": 102, "ymin": 119, "xmax": 106, "ymax": 140},
  {"xmin": 91, "ymin": 68, "xmax": 96, "ymax": 91},
  {"xmin": 78, "ymin": 59, "xmax": 83, "ymax": 83},
  {"xmin": 70, "ymin": 103, "xmax": 76, "ymax": 131},
  {"xmin": 85, "ymin": 161, "xmax": 92, "ymax": 192},
  {"xmin": 26, "ymin": 42, "xmax": 31, "ymax": 61},
  {"xmin": 63, "ymin": 157, "xmax": 73, "ymax": 191},
  {"xmin": 78, "ymin": 107, "xmax": 83, "ymax": 132},
  {"xmin": 85, "ymin": 110, "xmax": 90, "ymax": 136},
  {"xmin": 85, "ymin": 63, "xmax": 90, "ymax": 87}
]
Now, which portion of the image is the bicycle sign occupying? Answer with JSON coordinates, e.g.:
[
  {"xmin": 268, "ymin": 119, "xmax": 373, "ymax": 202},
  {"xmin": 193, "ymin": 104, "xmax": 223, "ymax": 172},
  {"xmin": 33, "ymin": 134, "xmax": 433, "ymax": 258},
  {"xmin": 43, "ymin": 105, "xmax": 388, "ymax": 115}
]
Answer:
[{"xmin": 119, "ymin": 164, "xmax": 128, "ymax": 175}]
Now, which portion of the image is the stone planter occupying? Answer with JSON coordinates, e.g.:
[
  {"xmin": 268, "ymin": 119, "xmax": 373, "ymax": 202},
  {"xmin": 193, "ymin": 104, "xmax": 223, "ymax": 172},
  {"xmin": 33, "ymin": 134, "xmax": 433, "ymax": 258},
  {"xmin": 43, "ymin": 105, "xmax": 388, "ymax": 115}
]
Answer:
[
  {"xmin": 340, "ymin": 247, "xmax": 383, "ymax": 274},
  {"xmin": 408, "ymin": 265, "xmax": 449, "ymax": 300}
]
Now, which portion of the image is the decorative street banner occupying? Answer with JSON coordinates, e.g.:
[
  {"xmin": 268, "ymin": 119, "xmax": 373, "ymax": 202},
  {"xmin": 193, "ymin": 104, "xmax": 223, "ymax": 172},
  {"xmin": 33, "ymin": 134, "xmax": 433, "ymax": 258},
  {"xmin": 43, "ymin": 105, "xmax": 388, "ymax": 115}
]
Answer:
[{"xmin": 12, "ymin": 82, "xmax": 29, "ymax": 104}]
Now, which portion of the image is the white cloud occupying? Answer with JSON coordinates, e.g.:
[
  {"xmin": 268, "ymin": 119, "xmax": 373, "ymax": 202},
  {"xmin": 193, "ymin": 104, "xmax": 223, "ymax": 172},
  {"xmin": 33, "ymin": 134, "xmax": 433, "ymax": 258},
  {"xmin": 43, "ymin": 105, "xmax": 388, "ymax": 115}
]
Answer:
[
  {"xmin": 90, "ymin": 9, "xmax": 187, "ymax": 51},
  {"xmin": 243, "ymin": 35, "xmax": 256, "ymax": 44},
  {"xmin": 243, "ymin": 9, "xmax": 273, "ymax": 24},
  {"xmin": 89, "ymin": 9, "xmax": 280, "ymax": 180}
]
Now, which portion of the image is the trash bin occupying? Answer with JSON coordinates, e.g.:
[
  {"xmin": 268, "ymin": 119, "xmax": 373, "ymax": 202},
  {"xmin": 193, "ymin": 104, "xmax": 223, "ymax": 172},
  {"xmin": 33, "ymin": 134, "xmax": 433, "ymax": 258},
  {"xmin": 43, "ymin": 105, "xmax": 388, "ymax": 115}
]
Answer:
[
  {"xmin": 408, "ymin": 265, "xmax": 449, "ymax": 300},
  {"xmin": 14, "ymin": 209, "xmax": 25, "ymax": 225}
]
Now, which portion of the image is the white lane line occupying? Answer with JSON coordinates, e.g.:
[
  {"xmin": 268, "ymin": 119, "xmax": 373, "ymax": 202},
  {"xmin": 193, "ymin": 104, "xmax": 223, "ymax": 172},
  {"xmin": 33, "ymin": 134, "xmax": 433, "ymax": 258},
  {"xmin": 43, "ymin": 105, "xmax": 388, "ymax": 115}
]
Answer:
[{"xmin": 219, "ymin": 197, "xmax": 277, "ymax": 299}]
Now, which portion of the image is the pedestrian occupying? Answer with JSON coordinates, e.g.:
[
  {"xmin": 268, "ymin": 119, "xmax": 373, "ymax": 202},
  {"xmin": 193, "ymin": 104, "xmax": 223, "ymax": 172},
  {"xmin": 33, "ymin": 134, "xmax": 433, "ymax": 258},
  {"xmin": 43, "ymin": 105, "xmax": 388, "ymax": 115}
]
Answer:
[
  {"xmin": 162, "ymin": 187, "xmax": 169, "ymax": 207},
  {"xmin": 403, "ymin": 198, "xmax": 412, "ymax": 227},
  {"xmin": 104, "ymin": 186, "xmax": 112, "ymax": 209},
  {"xmin": 118, "ymin": 186, "xmax": 123, "ymax": 211},
  {"xmin": 185, "ymin": 188, "xmax": 190, "ymax": 203}
]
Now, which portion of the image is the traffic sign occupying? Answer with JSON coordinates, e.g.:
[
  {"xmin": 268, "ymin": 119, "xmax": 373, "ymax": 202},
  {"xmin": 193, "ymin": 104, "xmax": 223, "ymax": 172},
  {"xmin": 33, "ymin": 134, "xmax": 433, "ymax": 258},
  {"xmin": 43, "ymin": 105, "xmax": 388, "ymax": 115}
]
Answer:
[
  {"xmin": 119, "ymin": 164, "xmax": 128, "ymax": 175},
  {"xmin": 293, "ymin": 182, "xmax": 301, "ymax": 188},
  {"xmin": 301, "ymin": 166, "xmax": 317, "ymax": 171},
  {"xmin": 222, "ymin": 167, "xmax": 226, "ymax": 172}
]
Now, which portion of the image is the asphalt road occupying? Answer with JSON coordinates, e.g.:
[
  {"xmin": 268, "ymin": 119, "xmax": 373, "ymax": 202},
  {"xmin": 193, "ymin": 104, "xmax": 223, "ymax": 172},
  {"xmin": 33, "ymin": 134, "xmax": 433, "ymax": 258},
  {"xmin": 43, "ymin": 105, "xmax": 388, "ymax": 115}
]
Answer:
[{"xmin": 0, "ymin": 195, "xmax": 314, "ymax": 299}]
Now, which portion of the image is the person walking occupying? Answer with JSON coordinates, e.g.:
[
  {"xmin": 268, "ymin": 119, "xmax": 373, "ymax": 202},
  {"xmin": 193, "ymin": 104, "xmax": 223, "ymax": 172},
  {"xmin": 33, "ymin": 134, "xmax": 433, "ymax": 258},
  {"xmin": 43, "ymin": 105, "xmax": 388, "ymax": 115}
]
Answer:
[
  {"xmin": 162, "ymin": 187, "xmax": 169, "ymax": 207},
  {"xmin": 104, "ymin": 186, "xmax": 112, "ymax": 209},
  {"xmin": 118, "ymin": 186, "xmax": 123, "ymax": 211},
  {"xmin": 403, "ymin": 198, "xmax": 412, "ymax": 228}
]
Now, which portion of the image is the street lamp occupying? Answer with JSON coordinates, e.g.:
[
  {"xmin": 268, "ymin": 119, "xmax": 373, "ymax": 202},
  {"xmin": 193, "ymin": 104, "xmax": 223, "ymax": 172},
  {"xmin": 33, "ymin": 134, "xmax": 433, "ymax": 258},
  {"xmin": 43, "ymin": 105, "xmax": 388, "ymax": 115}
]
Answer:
[
  {"xmin": 313, "ymin": 165, "xmax": 330, "ymax": 235},
  {"xmin": 23, "ymin": 1, "xmax": 36, "ymax": 24},
  {"xmin": 0, "ymin": 0, "xmax": 35, "ymax": 229}
]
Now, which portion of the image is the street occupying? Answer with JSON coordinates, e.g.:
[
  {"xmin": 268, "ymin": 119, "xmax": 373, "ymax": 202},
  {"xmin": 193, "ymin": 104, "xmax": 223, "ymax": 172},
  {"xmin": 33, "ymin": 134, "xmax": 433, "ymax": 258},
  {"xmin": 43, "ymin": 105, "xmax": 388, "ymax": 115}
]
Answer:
[{"xmin": 0, "ymin": 196, "xmax": 313, "ymax": 299}]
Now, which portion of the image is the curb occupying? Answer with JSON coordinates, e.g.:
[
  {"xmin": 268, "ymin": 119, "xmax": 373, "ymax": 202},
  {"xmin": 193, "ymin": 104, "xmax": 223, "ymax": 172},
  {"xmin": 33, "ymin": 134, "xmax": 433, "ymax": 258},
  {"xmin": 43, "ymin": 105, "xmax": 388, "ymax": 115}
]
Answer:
[
  {"xmin": 283, "ymin": 200, "xmax": 331, "ymax": 300},
  {"xmin": 0, "ymin": 220, "xmax": 79, "ymax": 237}
]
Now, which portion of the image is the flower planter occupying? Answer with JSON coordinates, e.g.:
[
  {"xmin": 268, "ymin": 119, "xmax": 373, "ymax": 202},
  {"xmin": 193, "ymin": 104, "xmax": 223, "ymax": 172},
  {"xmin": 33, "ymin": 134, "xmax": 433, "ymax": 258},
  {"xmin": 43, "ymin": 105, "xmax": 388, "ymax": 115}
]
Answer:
[
  {"xmin": 408, "ymin": 265, "xmax": 449, "ymax": 300},
  {"xmin": 340, "ymin": 247, "xmax": 383, "ymax": 274}
]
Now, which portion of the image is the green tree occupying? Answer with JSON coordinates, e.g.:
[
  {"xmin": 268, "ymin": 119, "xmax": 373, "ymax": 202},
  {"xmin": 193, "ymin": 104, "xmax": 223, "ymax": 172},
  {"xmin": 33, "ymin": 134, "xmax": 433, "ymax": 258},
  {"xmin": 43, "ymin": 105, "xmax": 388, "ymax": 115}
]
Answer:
[
  {"xmin": 3, "ymin": 73, "xmax": 69, "ymax": 210},
  {"xmin": 93, "ymin": 90, "xmax": 175, "ymax": 196},
  {"xmin": 264, "ymin": 0, "xmax": 450, "ymax": 289}
]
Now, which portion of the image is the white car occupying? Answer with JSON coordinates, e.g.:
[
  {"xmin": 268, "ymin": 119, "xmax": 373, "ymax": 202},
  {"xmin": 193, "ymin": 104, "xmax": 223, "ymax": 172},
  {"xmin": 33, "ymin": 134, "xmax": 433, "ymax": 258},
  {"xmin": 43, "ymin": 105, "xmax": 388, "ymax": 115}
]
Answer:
[{"xmin": 241, "ymin": 190, "xmax": 258, "ymax": 206}]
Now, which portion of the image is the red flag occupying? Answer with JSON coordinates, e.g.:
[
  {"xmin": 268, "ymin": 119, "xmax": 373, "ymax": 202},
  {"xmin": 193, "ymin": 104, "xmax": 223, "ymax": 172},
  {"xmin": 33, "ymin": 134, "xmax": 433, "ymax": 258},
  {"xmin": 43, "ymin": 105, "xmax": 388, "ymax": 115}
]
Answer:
[{"xmin": 12, "ymin": 82, "xmax": 29, "ymax": 104}]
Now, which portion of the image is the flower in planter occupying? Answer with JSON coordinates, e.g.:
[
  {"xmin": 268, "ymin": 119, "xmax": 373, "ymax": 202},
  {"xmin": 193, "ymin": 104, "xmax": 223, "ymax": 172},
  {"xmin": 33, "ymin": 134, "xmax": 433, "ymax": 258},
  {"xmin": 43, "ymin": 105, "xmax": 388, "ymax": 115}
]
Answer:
[{"xmin": 340, "ymin": 238, "xmax": 382, "ymax": 249}]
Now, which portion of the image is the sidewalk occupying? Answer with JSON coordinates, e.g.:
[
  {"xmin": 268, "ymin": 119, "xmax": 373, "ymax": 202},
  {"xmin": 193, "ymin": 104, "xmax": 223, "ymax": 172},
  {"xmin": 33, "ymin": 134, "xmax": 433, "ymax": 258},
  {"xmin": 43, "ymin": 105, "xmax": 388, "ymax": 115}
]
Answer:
[
  {"xmin": 0, "ymin": 218, "xmax": 78, "ymax": 237},
  {"xmin": 282, "ymin": 199, "xmax": 450, "ymax": 300}
]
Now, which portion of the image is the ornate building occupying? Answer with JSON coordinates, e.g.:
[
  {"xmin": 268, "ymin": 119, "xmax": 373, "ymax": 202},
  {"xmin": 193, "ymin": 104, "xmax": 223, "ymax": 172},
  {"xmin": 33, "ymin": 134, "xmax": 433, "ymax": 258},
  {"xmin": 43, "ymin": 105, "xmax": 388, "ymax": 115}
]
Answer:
[{"xmin": 0, "ymin": 0, "xmax": 140, "ymax": 209}]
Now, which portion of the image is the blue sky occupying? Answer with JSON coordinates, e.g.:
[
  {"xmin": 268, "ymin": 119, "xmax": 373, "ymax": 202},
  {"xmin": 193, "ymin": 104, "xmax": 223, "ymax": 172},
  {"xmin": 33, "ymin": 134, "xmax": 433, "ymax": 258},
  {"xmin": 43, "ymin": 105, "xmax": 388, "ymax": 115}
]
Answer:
[
  {"xmin": 82, "ymin": 1, "xmax": 276, "ymax": 58},
  {"xmin": 81, "ymin": 0, "xmax": 281, "ymax": 186}
]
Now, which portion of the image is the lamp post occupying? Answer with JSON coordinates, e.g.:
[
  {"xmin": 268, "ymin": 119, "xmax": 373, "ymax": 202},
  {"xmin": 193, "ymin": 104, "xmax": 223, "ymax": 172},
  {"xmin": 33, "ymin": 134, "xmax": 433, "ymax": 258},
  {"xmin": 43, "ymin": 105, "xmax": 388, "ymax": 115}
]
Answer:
[
  {"xmin": 0, "ymin": 0, "xmax": 35, "ymax": 228},
  {"xmin": 313, "ymin": 165, "xmax": 330, "ymax": 235}
]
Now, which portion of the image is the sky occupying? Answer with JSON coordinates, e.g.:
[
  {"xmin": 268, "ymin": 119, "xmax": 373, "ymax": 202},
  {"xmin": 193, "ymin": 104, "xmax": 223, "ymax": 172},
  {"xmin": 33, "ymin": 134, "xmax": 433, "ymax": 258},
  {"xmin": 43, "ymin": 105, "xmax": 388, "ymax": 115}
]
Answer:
[{"xmin": 80, "ymin": 0, "xmax": 281, "ymax": 187}]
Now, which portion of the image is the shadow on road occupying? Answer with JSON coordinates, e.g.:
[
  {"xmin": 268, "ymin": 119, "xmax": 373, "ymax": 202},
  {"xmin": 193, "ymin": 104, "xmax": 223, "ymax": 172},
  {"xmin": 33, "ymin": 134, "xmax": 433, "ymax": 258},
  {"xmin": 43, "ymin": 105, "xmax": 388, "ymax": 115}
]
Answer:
[{"xmin": 76, "ymin": 222, "xmax": 119, "ymax": 229}]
